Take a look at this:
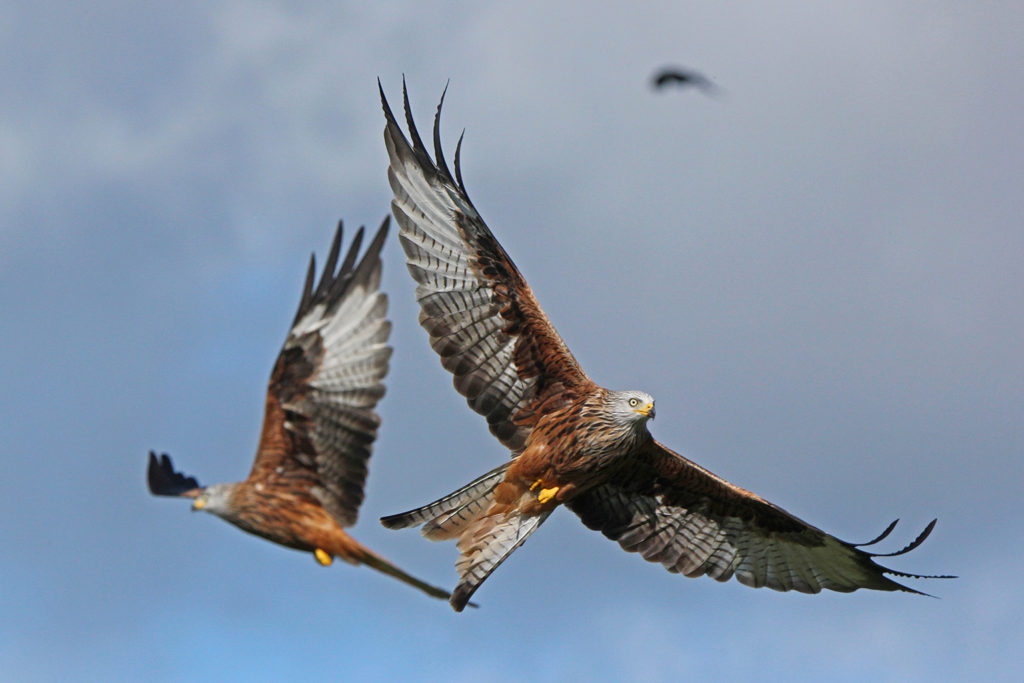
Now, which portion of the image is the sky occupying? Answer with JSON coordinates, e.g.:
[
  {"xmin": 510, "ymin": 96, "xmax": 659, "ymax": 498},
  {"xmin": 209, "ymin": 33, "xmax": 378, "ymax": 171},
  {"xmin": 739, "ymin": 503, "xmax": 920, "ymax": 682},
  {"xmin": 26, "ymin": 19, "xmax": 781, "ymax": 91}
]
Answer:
[{"xmin": 2, "ymin": 1, "xmax": 1022, "ymax": 681}]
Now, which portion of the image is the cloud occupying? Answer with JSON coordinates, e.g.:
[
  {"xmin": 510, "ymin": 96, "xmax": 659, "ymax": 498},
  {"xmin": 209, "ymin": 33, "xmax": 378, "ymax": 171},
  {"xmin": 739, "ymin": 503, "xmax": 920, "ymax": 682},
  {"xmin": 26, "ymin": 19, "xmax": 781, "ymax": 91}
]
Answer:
[{"xmin": 3, "ymin": 2, "xmax": 1023, "ymax": 681}]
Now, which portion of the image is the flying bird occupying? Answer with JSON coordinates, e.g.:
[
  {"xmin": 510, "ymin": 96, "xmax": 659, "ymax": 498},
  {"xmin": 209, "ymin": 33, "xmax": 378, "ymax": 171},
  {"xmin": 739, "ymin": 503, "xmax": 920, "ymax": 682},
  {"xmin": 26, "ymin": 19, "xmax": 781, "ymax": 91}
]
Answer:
[
  {"xmin": 378, "ymin": 81, "xmax": 951, "ymax": 612},
  {"xmin": 651, "ymin": 66, "xmax": 717, "ymax": 94},
  {"xmin": 147, "ymin": 218, "xmax": 453, "ymax": 602}
]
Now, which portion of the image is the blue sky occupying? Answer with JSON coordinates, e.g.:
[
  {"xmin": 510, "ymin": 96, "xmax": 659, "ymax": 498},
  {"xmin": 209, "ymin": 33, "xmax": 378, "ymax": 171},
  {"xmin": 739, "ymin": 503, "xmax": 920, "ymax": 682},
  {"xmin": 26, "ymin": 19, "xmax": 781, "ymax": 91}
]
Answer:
[{"xmin": 2, "ymin": 2, "xmax": 1022, "ymax": 681}]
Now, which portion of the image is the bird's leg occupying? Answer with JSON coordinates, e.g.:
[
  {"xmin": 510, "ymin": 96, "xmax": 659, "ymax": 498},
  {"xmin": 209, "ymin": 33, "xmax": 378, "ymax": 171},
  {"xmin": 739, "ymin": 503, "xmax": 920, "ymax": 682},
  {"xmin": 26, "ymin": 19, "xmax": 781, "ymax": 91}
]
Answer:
[{"xmin": 314, "ymin": 548, "xmax": 333, "ymax": 566}]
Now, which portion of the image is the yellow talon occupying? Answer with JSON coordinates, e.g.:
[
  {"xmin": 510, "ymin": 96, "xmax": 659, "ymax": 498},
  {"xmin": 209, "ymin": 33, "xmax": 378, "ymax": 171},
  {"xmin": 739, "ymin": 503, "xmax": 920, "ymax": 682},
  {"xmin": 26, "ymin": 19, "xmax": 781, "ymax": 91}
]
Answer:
[
  {"xmin": 314, "ymin": 548, "xmax": 333, "ymax": 566},
  {"xmin": 530, "ymin": 479, "xmax": 542, "ymax": 491},
  {"xmin": 537, "ymin": 486, "xmax": 559, "ymax": 504}
]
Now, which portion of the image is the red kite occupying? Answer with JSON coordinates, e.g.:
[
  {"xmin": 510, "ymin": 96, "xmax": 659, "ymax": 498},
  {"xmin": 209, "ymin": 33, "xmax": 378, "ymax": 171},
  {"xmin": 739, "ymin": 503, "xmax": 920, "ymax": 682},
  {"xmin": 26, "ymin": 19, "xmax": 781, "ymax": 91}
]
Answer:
[
  {"xmin": 148, "ymin": 218, "xmax": 452, "ymax": 601},
  {"xmin": 378, "ymin": 82, "xmax": 951, "ymax": 611}
]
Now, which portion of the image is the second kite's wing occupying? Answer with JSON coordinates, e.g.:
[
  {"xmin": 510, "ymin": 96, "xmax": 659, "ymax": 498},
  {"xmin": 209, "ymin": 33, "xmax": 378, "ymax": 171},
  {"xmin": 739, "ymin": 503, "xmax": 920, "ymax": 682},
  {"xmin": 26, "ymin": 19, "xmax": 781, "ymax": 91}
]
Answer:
[
  {"xmin": 569, "ymin": 439, "xmax": 950, "ymax": 594},
  {"xmin": 381, "ymin": 81, "xmax": 596, "ymax": 452},
  {"xmin": 248, "ymin": 219, "xmax": 392, "ymax": 527}
]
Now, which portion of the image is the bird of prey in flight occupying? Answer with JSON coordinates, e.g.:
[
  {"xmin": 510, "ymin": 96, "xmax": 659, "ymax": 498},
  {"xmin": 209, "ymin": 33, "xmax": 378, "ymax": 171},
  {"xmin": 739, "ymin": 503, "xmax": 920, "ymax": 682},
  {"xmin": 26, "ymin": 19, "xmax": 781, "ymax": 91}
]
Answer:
[
  {"xmin": 148, "ymin": 218, "xmax": 453, "ymax": 602},
  {"xmin": 378, "ymin": 81, "xmax": 951, "ymax": 612},
  {"xmin": 651, "ymin": 66, "xmax": 717, "ymax": 94}
]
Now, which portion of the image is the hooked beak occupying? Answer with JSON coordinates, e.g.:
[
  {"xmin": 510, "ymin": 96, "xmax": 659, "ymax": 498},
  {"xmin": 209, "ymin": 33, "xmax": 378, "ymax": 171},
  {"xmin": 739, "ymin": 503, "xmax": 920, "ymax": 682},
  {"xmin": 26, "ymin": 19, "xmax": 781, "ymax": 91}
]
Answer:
[
  {"xmin": 635, "ymin": 402, "xmax": 656, "ymax": 419},
  {"xmin": 191, "ymin": 498, "xmax": 206, "ymax": 512}
]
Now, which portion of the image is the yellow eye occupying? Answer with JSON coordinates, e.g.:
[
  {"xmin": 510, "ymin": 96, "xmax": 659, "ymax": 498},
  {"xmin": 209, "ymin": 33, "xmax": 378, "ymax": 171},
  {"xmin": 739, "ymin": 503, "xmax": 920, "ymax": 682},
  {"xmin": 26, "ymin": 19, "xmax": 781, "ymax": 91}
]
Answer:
[{"xmin": 629, "ymin": 398, "xmax": 640, "ymax": 407}]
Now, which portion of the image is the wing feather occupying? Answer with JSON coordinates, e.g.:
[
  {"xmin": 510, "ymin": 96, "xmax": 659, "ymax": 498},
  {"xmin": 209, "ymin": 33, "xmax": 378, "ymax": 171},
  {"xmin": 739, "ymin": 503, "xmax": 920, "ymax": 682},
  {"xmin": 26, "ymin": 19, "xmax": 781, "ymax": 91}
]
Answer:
[
  {"xmin": 381, "ymin": 80, "xmax": 595, "ymax": 451},
  {"xmin": 569, "ymin": 439, "xmax": 951, "ymax": 595},
  {"xmin": 248, "ymin": 219, "xmax": 392, "ymax": 527}
]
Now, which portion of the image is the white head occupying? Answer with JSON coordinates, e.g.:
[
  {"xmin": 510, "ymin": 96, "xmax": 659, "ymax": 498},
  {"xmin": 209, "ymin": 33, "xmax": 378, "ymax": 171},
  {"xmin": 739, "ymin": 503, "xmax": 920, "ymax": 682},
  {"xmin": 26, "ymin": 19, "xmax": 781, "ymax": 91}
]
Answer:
[
  {"xmin": 190, "ymin": 483, "xmax": 235, "ymax": 517},
  {"xmin": 605, "ymin": 389, "xmax": 656, "ymax": 427}
]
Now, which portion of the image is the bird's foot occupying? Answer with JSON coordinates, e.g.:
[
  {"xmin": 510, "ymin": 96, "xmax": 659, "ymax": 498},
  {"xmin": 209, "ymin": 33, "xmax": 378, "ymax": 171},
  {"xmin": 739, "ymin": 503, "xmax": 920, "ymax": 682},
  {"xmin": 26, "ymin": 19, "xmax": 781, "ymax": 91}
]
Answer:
[
  {"xmin": 537, "ymin": 486, "xmax": 559, "ymax": 504},
  {"xmin": 314, "ymin": 548, "xmax": 333, "ymax": 566}
]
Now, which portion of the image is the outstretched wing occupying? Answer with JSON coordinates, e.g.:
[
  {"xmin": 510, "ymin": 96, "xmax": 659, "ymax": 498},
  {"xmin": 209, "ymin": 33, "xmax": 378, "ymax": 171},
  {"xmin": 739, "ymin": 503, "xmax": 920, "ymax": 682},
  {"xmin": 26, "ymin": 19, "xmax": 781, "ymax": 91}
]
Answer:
[
  {"xmin": 569, "ymin": 440, "xmax": 951, "ymax": 594},
  {"xmin": 381, "ymin": 81, "xmax": 596, "ymax": 452},
  {"xmin": 248, "ymin": 219, "xmax": 392, "ymax": 527},
  {"xmin": 147, "ymin": 452, "xmax": 203, "ymax": 498}
]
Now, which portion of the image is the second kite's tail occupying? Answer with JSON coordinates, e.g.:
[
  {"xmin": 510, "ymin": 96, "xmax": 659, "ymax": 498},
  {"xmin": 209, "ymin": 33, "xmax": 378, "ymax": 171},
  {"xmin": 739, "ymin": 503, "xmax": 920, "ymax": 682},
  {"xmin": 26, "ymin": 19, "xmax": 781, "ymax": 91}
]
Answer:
[{"xmin": 353, "ymin": 544, "xmax": 457, "ymax": 602}]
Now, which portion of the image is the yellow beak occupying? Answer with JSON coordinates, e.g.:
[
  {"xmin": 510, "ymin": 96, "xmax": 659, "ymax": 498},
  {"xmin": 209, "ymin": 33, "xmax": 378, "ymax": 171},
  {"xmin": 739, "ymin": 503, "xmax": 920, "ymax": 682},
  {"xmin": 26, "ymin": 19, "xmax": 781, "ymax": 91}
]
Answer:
[
  {"xmin": 191, "ymin": 498, "xmax": 206, "ymax": 511},
  {"xmin": 634, "ymin": 402, "xmax": 656, "ymax": 419}
]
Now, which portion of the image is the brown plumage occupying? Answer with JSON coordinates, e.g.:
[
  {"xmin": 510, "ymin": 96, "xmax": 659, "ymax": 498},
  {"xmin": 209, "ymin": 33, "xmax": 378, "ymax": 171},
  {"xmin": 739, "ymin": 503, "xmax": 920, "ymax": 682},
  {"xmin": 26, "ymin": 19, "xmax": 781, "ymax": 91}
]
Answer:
[
  {"xmin": 378, "ymin": 81, "xmax": 952, "ymax": 611},
  {"xmin": 147, "ymin": 218, "xmax": 453, "ymax": 602}
]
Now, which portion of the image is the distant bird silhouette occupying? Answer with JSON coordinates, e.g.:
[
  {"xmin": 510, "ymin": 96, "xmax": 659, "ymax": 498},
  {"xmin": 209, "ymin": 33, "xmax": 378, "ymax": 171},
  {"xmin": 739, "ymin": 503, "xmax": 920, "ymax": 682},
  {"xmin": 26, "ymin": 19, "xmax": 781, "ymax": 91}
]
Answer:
[{"xmin": 652, "ymin": 67, "xmax": 716, "ymax": 94}]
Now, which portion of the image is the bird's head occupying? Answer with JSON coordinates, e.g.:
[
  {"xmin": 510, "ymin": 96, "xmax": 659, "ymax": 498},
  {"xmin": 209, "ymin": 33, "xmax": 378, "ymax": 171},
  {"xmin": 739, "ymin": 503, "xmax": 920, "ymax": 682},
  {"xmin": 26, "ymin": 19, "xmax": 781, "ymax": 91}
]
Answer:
[
  {"xmin": 191, "ymin": 483, "xmax": 233, "ymax": 517},
  {"xmin": 608, "ymin": 389, "xmax": 656, "ymax": 425}
]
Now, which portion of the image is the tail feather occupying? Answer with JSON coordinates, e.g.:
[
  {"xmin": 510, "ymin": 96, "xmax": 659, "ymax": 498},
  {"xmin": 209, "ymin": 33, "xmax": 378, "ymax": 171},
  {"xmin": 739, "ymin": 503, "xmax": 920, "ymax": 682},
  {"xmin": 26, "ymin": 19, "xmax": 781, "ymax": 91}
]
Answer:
[
  {"xmin": 450, "ymin": 507, "xmax": 552, "ymax": 611},
  {"xmin": 381, "ymin": 462, "xmax": 511, "ymax": 540},
  {"xmin": 380, "ymin": 461, "xmax": 551, "ymax": 611},
  {"xmin": 354, "ymin": 546, "xmax": 456, "ymax": 602}
]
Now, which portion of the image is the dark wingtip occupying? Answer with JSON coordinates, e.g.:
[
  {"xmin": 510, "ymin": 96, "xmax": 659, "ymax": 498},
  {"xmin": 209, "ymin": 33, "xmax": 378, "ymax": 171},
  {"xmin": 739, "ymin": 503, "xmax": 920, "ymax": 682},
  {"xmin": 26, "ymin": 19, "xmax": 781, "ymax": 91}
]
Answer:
[
  {"xmin": 379, "ymin": 78, "xmax": 401, "ymax": 130},
  {"xmin": 885, "ymin": 565, "xmax": 957, "ymax": 599},
  {"xmin": 313, "ymin": 220, "xmax": 345, "ymax": 299},
  {"xmin": 453, "ymin": 129, "xmax": 468, "ymax": 195},
  {"xmin": 855, "ymin": 518, "xmax": 900, "ymax": 548},
  {"xmin": 433, "ymin": 81, "xmax": 455, "ymax": 183},
  {"xmin": 337, "ymin": 223, "xmax": 364, "ymax": 277},
  {"xmin": 339, "ymin": 217, "xmax": 390, "ymax": 300},
  {"xmin": 383, "ymin": 78, "xmax": 474, "ymax": 207},
  {"xmin": 322, "ymin": 225, "xmax": 366, "ymax": 306},
  {"xmin": 297, "ymin": 214, "xmax": 392, "ymax": 323},
  {"xmin": 871, "ymin": 519, "xmax": 955, "ymax": 596},
  {"xmin": 294, "ymin": 220, "xmax": 359, "ymax": 326},
  {"xmin": 402, "ymin": 78, "xmax": 428, "ymax": 158},
  {"xmin": 291, "ymin": 254, "xmax": 316, "ymax": 327},
  {"xmin": 873, "ymin": 519, "xmax": 939, "ymax": 558},
  {"xmin": 365, "ymin": 215, "xmax": 390, "ymax": 258}
]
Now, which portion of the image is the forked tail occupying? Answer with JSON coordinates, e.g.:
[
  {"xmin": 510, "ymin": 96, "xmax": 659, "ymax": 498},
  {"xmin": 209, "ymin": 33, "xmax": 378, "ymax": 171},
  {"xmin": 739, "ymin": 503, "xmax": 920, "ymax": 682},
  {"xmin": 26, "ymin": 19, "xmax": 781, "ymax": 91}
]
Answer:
[
  {"xmin": 380, "ymin": 461, "xmax": 554, "ymax": 611},
  {"xmin": 378, "ymin": 462, "xmax": 552, "ymax": 610},
  {"xmin": 381, "ymin": 462, "xmax": 512, "ymax": 540},
  {"xmin": 450, "ymin": 507, "xmax": 552, "ymax": 611}
]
